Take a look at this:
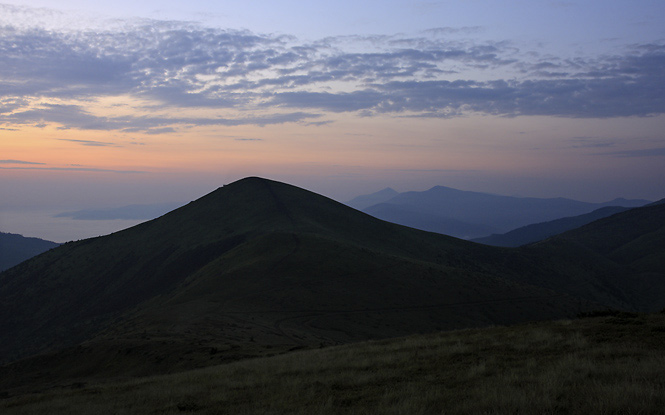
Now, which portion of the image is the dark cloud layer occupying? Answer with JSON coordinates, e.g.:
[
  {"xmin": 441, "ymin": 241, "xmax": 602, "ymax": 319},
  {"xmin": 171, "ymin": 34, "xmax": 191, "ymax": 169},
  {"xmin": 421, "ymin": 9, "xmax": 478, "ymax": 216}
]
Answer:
[{"xmin": 1, "ymin": 15, "xmax": 664, "ymax": 132}]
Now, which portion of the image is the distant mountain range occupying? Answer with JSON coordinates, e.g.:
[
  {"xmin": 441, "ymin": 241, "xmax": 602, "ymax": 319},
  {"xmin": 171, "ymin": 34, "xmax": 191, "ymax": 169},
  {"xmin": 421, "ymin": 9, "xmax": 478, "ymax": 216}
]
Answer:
[
  {"xmin": 1, "ymin": 177, "xmax": 664, "ymax": 396},
  {"xmin": 0, "ymin": 232, "xmax": 59, "ymax": 272},
  {"xmin": 347, "ymin": 186, "xmax": 651, "ymax": 239}
]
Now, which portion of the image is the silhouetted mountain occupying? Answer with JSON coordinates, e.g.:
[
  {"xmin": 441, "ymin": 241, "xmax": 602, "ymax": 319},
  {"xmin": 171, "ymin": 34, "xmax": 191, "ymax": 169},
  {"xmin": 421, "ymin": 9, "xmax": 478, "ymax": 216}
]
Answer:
[
  {"xmin": 359, "ymin": 185, "xmax": 650, "ymax": 239},
  {"xmin": 1, "ymin": 178, "xmax": 663, "ymax": 391},
  {"xmin": 0, "ymin": 232, "xmax": 59, "ymax": 272},
  {"xmin": 472, "ymin": 206, "xmax": 631, "ymax": 247},
  {"xmin": 345, "ymin": 187, "xmax": 399, "ymax": 210}
]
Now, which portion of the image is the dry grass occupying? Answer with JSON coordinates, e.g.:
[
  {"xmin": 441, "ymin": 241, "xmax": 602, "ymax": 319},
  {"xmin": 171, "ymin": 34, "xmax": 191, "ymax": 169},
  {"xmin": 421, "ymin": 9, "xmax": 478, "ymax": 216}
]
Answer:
[{"xmin": 3, "ymin": 313, "xmax": 665, "ymax": 414}]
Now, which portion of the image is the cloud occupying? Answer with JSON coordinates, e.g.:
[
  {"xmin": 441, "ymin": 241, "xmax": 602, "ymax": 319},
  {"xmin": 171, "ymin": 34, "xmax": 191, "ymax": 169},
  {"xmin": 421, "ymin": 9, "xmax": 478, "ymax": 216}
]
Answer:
[
  {"xmin": 1, "ymin": 6, "xmax": 665, "ymax": 134},
  {"xmin": 422, "ymin": 27, "xmax": 484, "ymax": 36},
  {"xmin": 595, "ymin": 147, "xmax": 665, "ymax": 158},
  {"xmin": 3, "ymin": 102, "xmax": 321, "ymax": 132},
  {"xmin": 0, "ymin": 166, "xmax": 145, "ymax": 173},
  {"xmin": 569, "ymin": 137, "xmax": 616, "ymax": 149},
  {"xmin": 0, "ymin": 159, "xmax": 45, "ymax": 165},
  {"xmin": 58, "ymin": 139, "xmax": 119, "ymax": 147}
]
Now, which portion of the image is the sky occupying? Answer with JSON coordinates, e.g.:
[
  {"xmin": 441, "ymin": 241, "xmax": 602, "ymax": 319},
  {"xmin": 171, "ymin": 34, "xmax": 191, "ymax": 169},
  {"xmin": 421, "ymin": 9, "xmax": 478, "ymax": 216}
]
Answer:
[{"xmin": 1, "ymin": 0, "xmax": 665, "ymax": 241}]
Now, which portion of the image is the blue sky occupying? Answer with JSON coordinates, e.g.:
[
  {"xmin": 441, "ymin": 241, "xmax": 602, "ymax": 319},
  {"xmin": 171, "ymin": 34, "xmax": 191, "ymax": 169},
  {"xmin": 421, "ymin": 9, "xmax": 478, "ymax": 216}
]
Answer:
[{"xmin": 1, "ymin": 1, "xmax": 664, "ymax": 241}]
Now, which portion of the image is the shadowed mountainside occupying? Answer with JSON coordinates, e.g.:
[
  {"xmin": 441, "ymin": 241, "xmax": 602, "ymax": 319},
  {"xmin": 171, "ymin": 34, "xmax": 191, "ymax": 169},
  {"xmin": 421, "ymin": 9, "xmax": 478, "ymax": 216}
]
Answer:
[{"xmin": 1, "ymin": 178, "xmax": 664, "ymax": 395}]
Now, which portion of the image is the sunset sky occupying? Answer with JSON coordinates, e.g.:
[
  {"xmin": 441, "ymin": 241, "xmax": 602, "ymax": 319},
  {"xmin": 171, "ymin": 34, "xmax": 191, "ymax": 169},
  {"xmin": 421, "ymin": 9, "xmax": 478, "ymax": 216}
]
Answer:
[{"xmin": 1, "ymin": 0, "xmax": 664, "ymax": 241}]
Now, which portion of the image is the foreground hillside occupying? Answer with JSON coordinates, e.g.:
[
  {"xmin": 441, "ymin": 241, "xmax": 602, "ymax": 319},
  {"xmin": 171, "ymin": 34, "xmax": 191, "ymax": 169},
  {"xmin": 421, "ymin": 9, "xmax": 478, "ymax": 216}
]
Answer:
[{"xmin": 2, "ymin": 312, "xmax": 664, "ymax": 414}]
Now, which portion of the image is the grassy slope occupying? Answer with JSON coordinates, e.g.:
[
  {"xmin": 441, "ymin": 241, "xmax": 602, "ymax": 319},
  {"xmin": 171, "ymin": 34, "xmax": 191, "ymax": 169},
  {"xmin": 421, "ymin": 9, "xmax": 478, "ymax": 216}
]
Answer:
[{"xmin": 2, "ymin": 312, "xmax": 665, "ymax": 414}]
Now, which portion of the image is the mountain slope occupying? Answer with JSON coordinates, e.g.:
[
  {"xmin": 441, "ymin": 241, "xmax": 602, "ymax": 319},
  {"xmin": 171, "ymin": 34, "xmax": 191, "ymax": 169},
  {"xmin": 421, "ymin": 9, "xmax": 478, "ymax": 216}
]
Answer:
[
  {"xmin": 472, "ymin": 206, "xmax": 631, "ymax": 247},
  {"xmin": 0, "ymin": 232, "xmax": 59, "ymax": 272}
]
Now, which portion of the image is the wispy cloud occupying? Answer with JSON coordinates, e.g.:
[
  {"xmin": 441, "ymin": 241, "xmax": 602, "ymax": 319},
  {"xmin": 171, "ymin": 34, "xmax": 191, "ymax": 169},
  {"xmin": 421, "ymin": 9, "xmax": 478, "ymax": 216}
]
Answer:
[
  {"xmin": 1, "ymin": 5, "xmax": 664, "ymax": 134},
  {"xmin": 595, "ymin": 147, "xmax": 665, "ymax": 158},
  {"xmin": 0, "ymin": 166, "xmax": 145, "ymax": 173},
  {"xmin": 0, "ymin": 159, "xmax": 46, "ymax": 165},
  {"xmin": 58, "ymin": 139, "xmax": 119, "ymax": 147},
  {"xmin": 569, "ymin": 137, "xmax": 616, "ymax": 149}
]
